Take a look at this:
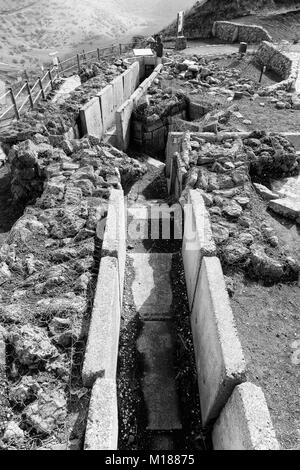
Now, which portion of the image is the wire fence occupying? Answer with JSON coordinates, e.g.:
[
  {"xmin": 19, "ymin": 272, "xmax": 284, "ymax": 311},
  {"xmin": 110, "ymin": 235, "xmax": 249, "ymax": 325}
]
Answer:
[{"xmin": 0, "ymin": 42, "xmax": 134, "ymax": 129}]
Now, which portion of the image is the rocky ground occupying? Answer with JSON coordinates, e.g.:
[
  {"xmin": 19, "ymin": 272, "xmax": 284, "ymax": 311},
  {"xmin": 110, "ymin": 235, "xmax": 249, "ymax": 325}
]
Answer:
[
  {"xmin": 157, "ymin": 51, "xmax": 300, "ymax": 133},
  {"xmin": 176, "ymin": 129, "xmax": 300, "ymax": 449},
  {"xmin": 0, "ymin": 133, "xmax": 145, "ymax": 450},
  {"xmin": 0, "ymin": 57, "xmax": 127, "ymax": 144}
]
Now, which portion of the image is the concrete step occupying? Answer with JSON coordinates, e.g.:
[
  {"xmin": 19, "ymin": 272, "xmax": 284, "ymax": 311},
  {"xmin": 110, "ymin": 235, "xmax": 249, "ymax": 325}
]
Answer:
[
  {"xmin": 129, "ymin": 252, "xmax": 173, "ymax": 320},
  {"xmin": 137, "ymin": 321, "xmax": 182, "ymax": 431}
]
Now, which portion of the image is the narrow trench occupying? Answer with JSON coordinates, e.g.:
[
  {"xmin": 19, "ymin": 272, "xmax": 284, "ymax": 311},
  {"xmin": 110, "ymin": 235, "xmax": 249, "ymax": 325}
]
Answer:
[{"xmin": 117, "ymin": 151, "xmax": 212, "ymax": 451}]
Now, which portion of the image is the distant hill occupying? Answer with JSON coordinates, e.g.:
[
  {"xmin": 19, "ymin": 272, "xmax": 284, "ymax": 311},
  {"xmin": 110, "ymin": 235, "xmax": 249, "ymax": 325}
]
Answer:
[
  {"xmin": 161, "ymin": 0, "xmax": 300, "ymax": 39},
  {"xmin": 0, "ymin": 0, "xmax": 196, "ymax": 80}
]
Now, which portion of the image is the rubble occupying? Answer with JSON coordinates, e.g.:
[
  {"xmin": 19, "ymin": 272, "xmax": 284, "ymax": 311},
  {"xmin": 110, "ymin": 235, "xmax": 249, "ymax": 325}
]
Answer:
[{"xmin": 23, "ymin": 389, "xmax": 67, "ymax": 435}]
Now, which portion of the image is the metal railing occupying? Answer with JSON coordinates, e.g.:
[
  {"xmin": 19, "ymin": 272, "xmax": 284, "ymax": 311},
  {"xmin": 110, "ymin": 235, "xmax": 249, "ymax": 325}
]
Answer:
[{"xmin": 0, "ymin": 42, "xmax": 134, "ymax": 128}]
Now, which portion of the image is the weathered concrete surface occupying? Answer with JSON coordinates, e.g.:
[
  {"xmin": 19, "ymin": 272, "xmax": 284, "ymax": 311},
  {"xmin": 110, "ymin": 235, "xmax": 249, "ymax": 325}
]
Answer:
[
  {"xmin": 112, "ymin": 75, "xmax": 124, "ymax": 114},
  {"xmin": 123, "ymin": 68, "xmax": 134, "ymax": 101},
  {"xmin": 137, "ymin": 321, "xmax": 182, "ymax": 431},
  {"xmin": 82, "ymin": 257, "xmax": 120, "ymax": 387},
  {"xmin": 129, "ymin": 253, "xmax": 173, "ymax": 320},
  {"xmin": 84, "ymin": 378, "xmax": 118, "ymax": 450},
  {"xmin": 253, "ymin": 183, "xmax": 279, "ymax": 201},
  {"xmin": 269, "ymin": 197, "xmax": 300, "ymax": 221},
  {"xmin": 165, "ymin": 133, "xmax": 181, "ymax": 178},
  {"xmin": 116, "ymin": 98, "xmax": 134, "ymax": 151},
  {"xmin": 212, "ymin": 383, "xmax": 280, "ymax": 450},
  {"xmin": 271, "ymin": 174, "xmax": 300, "ymax": 199},
  {"xmin": 191, "ymin": 257, "xmax": 246, "ymax": 426},
  {"xmin": 79, "ymin": 97, "xmax": 103, "ymax": 139},
  {"xmin": 98, "ymin": 84, "xmax": 114, "ymax": 132},
  {"xmin": 182, "ymin": 189, "xmax": 217, "ymax": 310},
  {"xmin": 101, "ymin": 189, "xmax": 126, "ymax": 308}
]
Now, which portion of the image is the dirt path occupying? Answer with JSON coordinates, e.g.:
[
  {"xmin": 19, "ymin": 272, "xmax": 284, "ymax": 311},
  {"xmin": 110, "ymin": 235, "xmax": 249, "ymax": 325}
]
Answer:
[{"xmin": 181, "ymin": 41, "xmax": 257, "ymax": 57}]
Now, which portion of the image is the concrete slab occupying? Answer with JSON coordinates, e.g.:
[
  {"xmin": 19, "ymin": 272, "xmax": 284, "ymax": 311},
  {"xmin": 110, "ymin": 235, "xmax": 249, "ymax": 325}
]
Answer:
[
  {"xmin": 253, "ymin": 183, "xmax": 279, "ymax": 201},
  {"xmin": 123, "ymin": 68, "xmax": 133, "ymax": 101},
  {"xmin": 271, "ymin": 174, "xmax": 300, "ymax": 199},
  {"xmin": 137, "ymin": 321, "xmax": 182, "ymax": 431},
  {"xmin": 84, "ymin": 378, "xmax": 118, "ymax": 450},
  {"xmin": 82, "ymin": 257, "xmax": 120, "ymax": 387},
  {"xmin": 129, "ymin": 253, "xmax": 173, "ymax": 319},
  {"xmin": 146, "ymin": 156, "xmax": 165, "ymax": 170},
  {"xmin": 98, "ymin": 84, "xmax": 114, "ymax": 132},
  {"xmin": 130, "ymin": 61, "xmax": 140, "ymax": 92},
  {"xmin": 212, "ymin": 383, "xmax": 280, "ymax": 450},
  {"xmin": 101, "ymin": 189, "xmax": 126, "ymax": 309},
  {"xmin": 116, "ymin": 98, "xmax": 134, "ymax": 151},
  {"xmin": 112, "ymin": 75, "xmax": 124, "ymax": 113},
  {"xmin": 79, "ymin": 97, "xmax": 103, "ymax": 139},
  {"xmin": 182, "ymin": 190, "xmax": 217, "ymax": 310},
  {"xmin": 191, "ymin": 257, "xmax": 246, "ymax": 426},
  {"xmin": 269, "ymin": 197, "xmax": 300, "ymax": 221}
]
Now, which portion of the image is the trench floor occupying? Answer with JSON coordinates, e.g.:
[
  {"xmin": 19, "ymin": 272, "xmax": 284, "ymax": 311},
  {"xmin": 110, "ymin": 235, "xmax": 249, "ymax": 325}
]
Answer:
[{"xmin": 117, "ymin": 153, "xmax": 209, "ymax": 451}]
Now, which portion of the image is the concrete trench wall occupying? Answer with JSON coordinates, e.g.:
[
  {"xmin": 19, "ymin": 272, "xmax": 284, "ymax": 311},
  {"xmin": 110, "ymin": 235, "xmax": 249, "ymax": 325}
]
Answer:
[
  {"xmin": 254, "ymin": 41, "xmax": 300, "ymax": 94},
  {"xmin": 212, "ymin": 21, "xmax": 272, "ymax": 44},
  {"xmin": 79, "ymin": 61, "xmax": 140, "ymax": 141},
  {"xmin": 83, "ymin": 189, "xmax": 126, "ymax": 450},
  {"xmin": 115, "ymin": 63, "xmax": 164, "ymax": 151},
  {"xmin": 166, "ymin": 132, "xmax": 281, "ymax": 450}
]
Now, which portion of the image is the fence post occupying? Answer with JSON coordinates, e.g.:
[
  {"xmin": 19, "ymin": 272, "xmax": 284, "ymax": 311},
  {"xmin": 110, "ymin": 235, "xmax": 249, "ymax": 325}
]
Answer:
[
  {"xmin": 77, "ymin": 54, "xmax": 81, "ymax": 73},
  {"xmin": 48, "ymin": 69, "xmax": 54, "ymax": 90},
  {"xmin": 9, "ymin": 88, "xmax": 20, "ymax": 120},
  {"xmin": 97, "ymin": 48, "xmax": 101, "ymax": 61},
  {"xmin": 57, "ymin": 58, "xmax": 63, "ymax": 76},
  {"xmin": 26, "ymin": 81, "xmax": 34, "ymax": 109},
  {"xmin": 38, "ymin": 77, "xmax": 46, "ymax": 100}
]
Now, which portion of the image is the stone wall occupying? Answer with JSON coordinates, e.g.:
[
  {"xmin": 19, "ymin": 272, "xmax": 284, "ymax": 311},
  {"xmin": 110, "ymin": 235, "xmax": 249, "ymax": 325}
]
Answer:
[
  {"xmin": 254, "ymin": 41, "xmax": 292, "ymax": 80},
  {"xmin": 131, "ymin": 98, "xmax": 188, "ymax": 157},
  {"xmin": 212, "ymin": 21, "xmax": 272, "ymax": 43}
]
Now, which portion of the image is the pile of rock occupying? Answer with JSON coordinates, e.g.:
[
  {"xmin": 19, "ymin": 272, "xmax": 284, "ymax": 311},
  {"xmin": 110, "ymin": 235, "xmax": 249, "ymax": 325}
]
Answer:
[
  {"xmin": 178, "ymin": 131, "xmax": 299, "ymax": 283},
  {"xmin": 9, "ymin": 134, "xmax": 146, "ymax": 202},
  {"xmin": 243, "ymin": 130, "xmax": 299, "ymax": 177},
  {"xmin": 0, "ymin": 133, "xmax": 146, "ymax": 449}
]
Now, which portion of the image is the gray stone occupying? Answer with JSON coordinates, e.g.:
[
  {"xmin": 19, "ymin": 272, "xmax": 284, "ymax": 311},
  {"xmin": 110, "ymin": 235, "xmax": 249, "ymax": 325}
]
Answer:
[
  {"xmin": 3, "ymin": 422, "xmax": 25, "ymax": 444},
  {"xmin": 9, "ymin": 376, "xmax": 40, "ymax": 405},
  {"xmin": 9, "ymin": 325, "xmax": 58, "ymax": 366},
  {"xmin": 253, "ymin": 183, "xmax": 279, "ymax": 201},
  {"xmin": 24, "ymin": 390, "xmax": 67, "ymax": 435},
  {"xmin": 223, "ymin": 243, "xmax": 250, "ymax": 265},
  {"xmin": 250, "ymin": 247, "xmax": 284, "ymax": 281},
  {"xmin": 223, "ymin": 201, "xmax": 243, "ymax": 218},
  {"xmin": 212, "ymin": 224, "xmax": 230, "ymax": 244}
]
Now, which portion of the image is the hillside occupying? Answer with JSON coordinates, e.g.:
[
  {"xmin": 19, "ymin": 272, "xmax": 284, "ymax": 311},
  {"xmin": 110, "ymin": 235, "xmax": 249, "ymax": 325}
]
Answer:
[
  {"xmin": 0, "ymin": 0, "xmax": 196, "ymax": 82},
  {"xmin": 161, "ymin": 0, "xmax": 300, "ymax": 39}
]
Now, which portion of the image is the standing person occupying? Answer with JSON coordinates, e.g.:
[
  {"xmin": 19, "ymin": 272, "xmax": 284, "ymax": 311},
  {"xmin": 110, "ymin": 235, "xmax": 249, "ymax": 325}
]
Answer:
[{"xmin": 155, "ymin": 35, "xmax": 164, "ymax": 65}]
